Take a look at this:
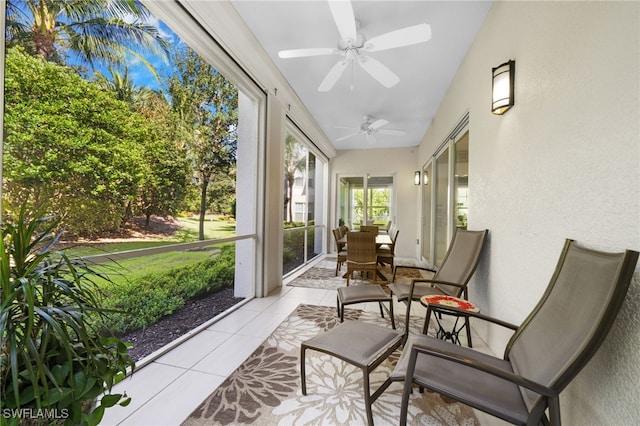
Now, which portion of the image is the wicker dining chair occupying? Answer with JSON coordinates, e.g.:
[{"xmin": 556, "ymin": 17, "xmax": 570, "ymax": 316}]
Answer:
[
  {"xmin": 360, "ymin": 225, "xmax": 379, "ymax": 235},
  {"xmin": 332, "ymin": 228, "xmax": 348, "ymax": 276},
  {"xmin": 345, "ymin": 231, "xmax": 378, "ymax": 286},
  {"xmin": 377, "ymin": 228, "xmax": 399, "ymax": 270}
]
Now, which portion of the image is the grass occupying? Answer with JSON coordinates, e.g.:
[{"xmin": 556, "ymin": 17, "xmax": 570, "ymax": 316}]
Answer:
[{"xmin": 64, "ymin": 215, "xmax": 236, "ymax": 286}]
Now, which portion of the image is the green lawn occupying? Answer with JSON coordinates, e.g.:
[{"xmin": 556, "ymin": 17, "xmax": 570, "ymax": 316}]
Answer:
[{"xmin": 64, "ymin": 215, "xmax": 236, "ymax": 285}]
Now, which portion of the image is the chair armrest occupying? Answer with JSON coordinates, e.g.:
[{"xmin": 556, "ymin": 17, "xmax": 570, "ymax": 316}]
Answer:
[
  {"xmin": 411, "ymin": 278, "xmax": 467, "ymax": 289},
  {"xmin": 424, "ymin": 304, "xmax": 519, "ymax": 331},
  {"xmin": 408, "ymin": 341, "xmax": 557, "ymax": 398},
  {"xmin": 394, "ymin": 264, "xmax": 437, "ymax": 274},
  {"xmin": 393, "ymin": 265, "xmax": 437, "ymax": 280}
]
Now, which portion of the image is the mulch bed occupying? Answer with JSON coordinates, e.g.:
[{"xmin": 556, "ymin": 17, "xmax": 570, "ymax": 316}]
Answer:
[{"xmin": 116, "ymin": 287, "xmax": 245, "ymax": 361}]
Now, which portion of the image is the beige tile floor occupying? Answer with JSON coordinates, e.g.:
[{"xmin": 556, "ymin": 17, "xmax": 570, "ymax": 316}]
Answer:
[{"xmin": 101, "ymin": 258, "xmax": 508, "ymax": 426}]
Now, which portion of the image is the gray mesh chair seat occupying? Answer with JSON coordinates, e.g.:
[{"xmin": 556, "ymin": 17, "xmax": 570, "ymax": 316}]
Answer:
[{"xmin": 389, "ymin": 239, "xmax": 639, "ymax": 426}]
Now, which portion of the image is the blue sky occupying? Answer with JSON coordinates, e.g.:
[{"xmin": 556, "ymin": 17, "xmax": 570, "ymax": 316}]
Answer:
[
  {"xmin": 8, "ymin": 0, "xmax": 183, "ymax": 93},
  {"xmin": 84, "ymin": 18, "xmax": 183, "ymax": 93}
]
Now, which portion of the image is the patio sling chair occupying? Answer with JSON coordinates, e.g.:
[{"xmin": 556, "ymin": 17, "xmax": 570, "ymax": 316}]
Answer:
[
  {"xmin": 389, "ymin": 228, "xmax": 488, "ymax": 344},
  {"xmin": 390, "ymin": 239, "xmax": 639, "ymax": 426},
  {"xmin": 337, "ymin": 228, "xmax": 487, "ymax": 335}
]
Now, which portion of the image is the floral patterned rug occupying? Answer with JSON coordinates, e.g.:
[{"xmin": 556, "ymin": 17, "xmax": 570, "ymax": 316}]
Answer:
[{"xmin": 182, "ymin": 304, "xmax": 479, "ymax": 426}]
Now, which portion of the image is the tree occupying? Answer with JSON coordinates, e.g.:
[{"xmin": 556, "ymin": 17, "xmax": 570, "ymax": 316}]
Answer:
[
  {"xmin": 2, "ymin": 47, "xmax": 153, "ymax": 235},
  {"xmin": 5, "ymin": 0, "xmax": 168, "ymax": 76},
  {"xmin": 94, "ymin": 68, "xmax": 192, "ymax": 225},
  {"xmin": 135, "ymin": 92, "xmax": 191, "ymax": 226},
  {"xmin": 94, "ymin": 66, "xmax": 153, "ymax": 108},
  {"xmin": 284, "ymin": 135, "xmax": 306, "ymax": 224},
  {"xmin": 168, "ymin": 47, "xmax": 238, "ymax": 240}
]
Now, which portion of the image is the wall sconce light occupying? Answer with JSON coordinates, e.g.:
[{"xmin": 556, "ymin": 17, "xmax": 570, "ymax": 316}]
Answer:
[
  {"xmin": 414, "ymin": 171, "xmax": 421, "ymax": 185},
  {"xmin": 423, "ymin": 171, "xmax": 429, "ymax": 185},
  {"xmin": 492, "ymin": 59, "xmax": 515, "ymax": 115}
]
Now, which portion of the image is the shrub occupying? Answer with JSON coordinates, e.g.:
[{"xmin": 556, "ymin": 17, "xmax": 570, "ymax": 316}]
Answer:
[
  {"xmin": 1, "ymin": 209, "xmax": 133, "ymax": 425},
  {"xmin": 103, "ymin": 244, "xmax": 235, "ymax": 334}
]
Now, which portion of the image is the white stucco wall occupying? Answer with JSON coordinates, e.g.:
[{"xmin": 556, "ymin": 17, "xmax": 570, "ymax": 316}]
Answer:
[
  {"xmin": 417, "ymin": 2, "xmax": 639, "ymax": 424},
  {"xmin": 331, "ymin": 147, "xmax": 420, "ymax": 259}
]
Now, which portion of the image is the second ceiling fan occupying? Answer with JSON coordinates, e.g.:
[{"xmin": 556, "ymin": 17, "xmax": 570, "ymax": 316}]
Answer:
[
  {"xmin": 278, "ymin": 0, "xmax": 431, "ymax": 92},
  {"xmin": 336, "ymin": 116, "xmax": 406, "ymax": 145}
]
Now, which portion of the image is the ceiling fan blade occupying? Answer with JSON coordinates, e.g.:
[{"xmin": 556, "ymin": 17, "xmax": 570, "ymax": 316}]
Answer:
[
  {"xmin": 318, "ymin": 59, "xmax": 349, "ymax": 91},
  {"xmin": 335, "ymin": 133, "xmax": 359, "ymax": 142},
  {"xmin": 328, "ymin": 0, "xmax": 357, "ymax": 44},
  {"xmin": 365, "ymin": 133, "xmax": 376, "ymax": 144},
  {"xmin": 378, "ymin": 129, "xmax": 406, "ymax": 136},
  {"xmin": 278, "ymin": 48, "xmax": 337, "ymax": 59},
  {"xmin": 368, "ymin": 118, "xmax": 389, "ymax": 130},
  {"xmin": 357, "ymin": 56, "xmax": 400, "ymax": 88},
  {"xmin": 335, "ymin": 126, "xmax": 359, "ymax": 130},
  {"xmin": 363, "ymin": 23, "xmax": 432, "ymax": 52}
]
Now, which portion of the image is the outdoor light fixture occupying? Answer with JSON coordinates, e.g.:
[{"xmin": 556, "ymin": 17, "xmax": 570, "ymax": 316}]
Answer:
[
  {"xmin": 414, "ymin": 171, "xmax": 421, "ymax": 185},
  {"xmin": 423, "ymin": 171, "xmax": 429, "ymax": 185},
  {"xmin": 492, "ymin": 59, "xmax": 515, "ymax": 115}
]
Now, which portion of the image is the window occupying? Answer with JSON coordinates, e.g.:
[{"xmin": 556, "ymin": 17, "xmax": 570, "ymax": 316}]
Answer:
[{"xmin": 337, "ymin": 175, "xmax": 394, "ymax": 231}]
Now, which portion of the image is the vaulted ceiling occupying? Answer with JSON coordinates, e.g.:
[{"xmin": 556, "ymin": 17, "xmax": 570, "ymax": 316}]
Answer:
[{"xmin": 225, "ymin": 1, "xmax": 492, "ymax": 150}]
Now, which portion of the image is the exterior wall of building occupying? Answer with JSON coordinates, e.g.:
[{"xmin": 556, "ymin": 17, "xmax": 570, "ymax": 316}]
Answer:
[{"xmin": 417, "ymin": 2, "xmax": 639, "ymax": 424}]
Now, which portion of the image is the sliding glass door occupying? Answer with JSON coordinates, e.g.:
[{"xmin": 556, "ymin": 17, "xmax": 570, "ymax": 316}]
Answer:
[
  {"xmin": 283, "ymin": 126, "xmax": 327, "ymax": 276},
  {"xmin": 421, "ymin": 114, "xmax": 469, "ymax": 266}
]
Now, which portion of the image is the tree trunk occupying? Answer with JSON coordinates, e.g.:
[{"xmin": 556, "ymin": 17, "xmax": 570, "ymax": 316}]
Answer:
[
  {"xmin": 288, "ymin": 181, "xmax": 294, "ymax": 223},
  {"xmin": 198, "ymin": 178, "xmax": 209, "ymax": 241}
]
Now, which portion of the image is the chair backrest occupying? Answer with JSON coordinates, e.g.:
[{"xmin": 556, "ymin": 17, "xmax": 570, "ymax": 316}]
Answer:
[
  {"xmin": 360, "ymin": 225, "xmax": 379, "ymax": 235},
  {"xmin": 333, "ymin": 228, "xmax": 345, "ymax": 252},
  {"xmin": 347, "ymin": 231, "xmax": 377, "ymax": 264},
  {"xmin": 506, "ymin": 239, "xmax": 638, "ymax": 418},
  {"xmin": 432, "ymin": 228, "xmax": 488, "ymax": 297},
  {"xmin": 388, "ymin": 228, "xmax": 400, "ymax": 254}
]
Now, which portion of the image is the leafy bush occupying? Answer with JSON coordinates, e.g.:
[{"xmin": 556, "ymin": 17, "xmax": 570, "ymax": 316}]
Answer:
[
  {"xmin": 1, "ymin": 209, "xmax": 133, "ymax": 426},
  {"xmin": 103, "ymin": 244, "xmax": 235, "ymax": 334}
]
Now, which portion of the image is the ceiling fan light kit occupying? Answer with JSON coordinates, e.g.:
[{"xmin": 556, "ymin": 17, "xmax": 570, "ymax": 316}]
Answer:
[{"xmin": 277, "ymin": 0, "xmax": 431, "ymax": 92}]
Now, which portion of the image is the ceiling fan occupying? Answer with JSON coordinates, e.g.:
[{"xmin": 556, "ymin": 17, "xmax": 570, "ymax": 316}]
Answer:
[
  {"xmin": 335, "ymin": 116, "xmax": 406, "ymax": 144},
  {"xmin": 277, "ymin": 0, "xmax": 431, "ymax": 92}
]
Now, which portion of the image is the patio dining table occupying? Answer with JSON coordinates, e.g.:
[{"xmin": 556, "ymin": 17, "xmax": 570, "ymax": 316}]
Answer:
[{"xmin": 337, "ymin": 233, "xmax": 392, "ymax": 247}]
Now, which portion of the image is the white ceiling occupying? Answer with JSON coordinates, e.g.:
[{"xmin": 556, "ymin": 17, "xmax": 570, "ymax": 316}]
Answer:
[{"xmin": 228, "ymin": 0, "xmax": 492, "ymax": 151}]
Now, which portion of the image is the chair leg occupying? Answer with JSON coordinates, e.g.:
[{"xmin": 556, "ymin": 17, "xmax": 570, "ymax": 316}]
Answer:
[
  {"xmin": 300, "ymin": 345, "xmax": 308, "ymax": 395},
  {"xmin": 362, "ymin": 368, "xmax": 374, "ymax": 426},
  {"xmin": 465, "ymin": 316, "xmax": 473, "ymax": 347},
  {"xmin": 379, "ymin": 300, "xmax": 396, "ymax": 330}
]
